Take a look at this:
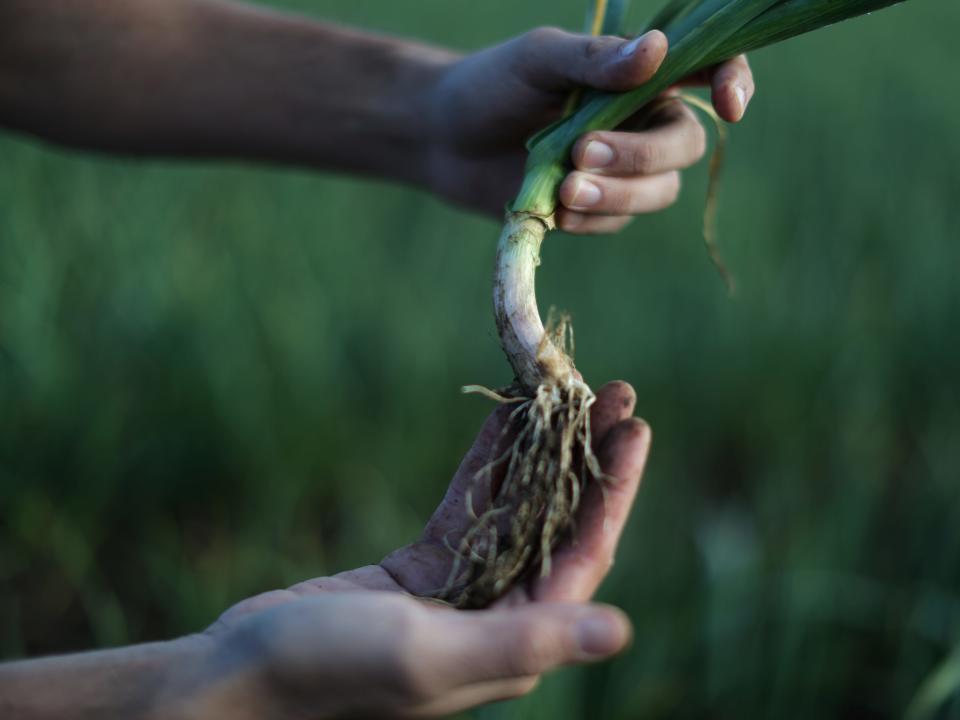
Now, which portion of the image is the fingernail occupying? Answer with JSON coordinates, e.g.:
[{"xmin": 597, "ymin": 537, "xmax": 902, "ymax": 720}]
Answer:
[
  {"xmin": 581, "ymin": 141, "xmax": 614, "ymax": 170},
  {"xmin": 576, "ymin": 611, "xmax": 628, "ymax": 657},
  {"xmin": 619, "ymin": 30, "xmax": 656, "ymax": 58},
  {"xmin": 569, "ymin": 177, "xmax": 601, "ymax": 209},
  {"xmin": 735, "ymin": 86, "xmax": 747, "ymax": 116}
]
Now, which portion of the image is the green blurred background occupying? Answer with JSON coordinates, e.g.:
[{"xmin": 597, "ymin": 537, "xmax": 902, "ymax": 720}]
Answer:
[{"xmin": 1, "ymin": 0, "xmax": 958, "ymax": 717}]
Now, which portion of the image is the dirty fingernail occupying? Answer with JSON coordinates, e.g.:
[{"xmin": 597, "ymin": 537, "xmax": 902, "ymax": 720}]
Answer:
[
  {"xmin": 569, "ymin": 177, "xmax": 601, "ymax": 209},
  {"xmin": 619, "ymin": 30, "xmax": 656, "ymax": 58},
  {"xmin": 582, "ymin": 141, "xmax": 614, "ymax": 170}
]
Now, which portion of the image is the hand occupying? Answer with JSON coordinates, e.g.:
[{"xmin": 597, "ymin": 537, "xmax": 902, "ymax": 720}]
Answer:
[
  {"xmin": 191, "ymin": 382, "xmax": 650, "ymax": 719},
  {"xmin": 424, "ymin": 28, "xmax": 754, "ymax": 234}
]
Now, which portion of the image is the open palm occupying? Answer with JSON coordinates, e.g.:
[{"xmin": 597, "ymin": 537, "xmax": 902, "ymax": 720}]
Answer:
[{"xmin": 204, "ymin": 381, "xmax": 649, "ymax": 718}]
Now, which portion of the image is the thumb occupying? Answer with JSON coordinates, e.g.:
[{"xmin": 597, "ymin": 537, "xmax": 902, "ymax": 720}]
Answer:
[
  {"xmin": 430, "ymin": 603, "xmax": 632, "ymax": 687},
  {"xmin": 512, "ymin": 28, "xmax": 668, "ymax": 93}
]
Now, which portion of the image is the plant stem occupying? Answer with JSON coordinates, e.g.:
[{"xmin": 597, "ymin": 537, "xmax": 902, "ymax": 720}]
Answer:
[
  {"xmin": 493, "ymin": 213, "xmax": 573, "ymax": 393},
  {"xmin": 499, "ymin": 0, "xmax": 911, "ymax": 389}
]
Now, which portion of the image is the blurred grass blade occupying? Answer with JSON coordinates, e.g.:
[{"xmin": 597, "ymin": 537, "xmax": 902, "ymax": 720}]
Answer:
[
  {"xmin": 566, "ymin": 0, "xmax": 633, "ymax": 116},
  {"xmin": 582, "ymin": 0, "xmax": 631, "ymax": 36},
  {"xmin": 703, "ymin": 0, "xmax": 909, "ymax": 66},
  {"xmin": 905, "ymin": 642, "xmax": 960, "ymax": 720},
  {"xmin": 665, "ymin": 0, "xmax": 743, "ymax": 41},
  {"xmin": 674, "ymin": 92, "xmax": 734, "ymax": 293},
  {"xmin": 643, "ymin": 0, "xmax": 701, "ymax": 32},
  {"xmin": 515, "ymin": 0, "xmax": 914, "ymax": 215},
  {"xmin": 583, "ymin": 0, "xmax": 610, "ymax": 35},
  {"xmin": 599, "ymin": 0, "xmax": 631, "ymax": 35}
]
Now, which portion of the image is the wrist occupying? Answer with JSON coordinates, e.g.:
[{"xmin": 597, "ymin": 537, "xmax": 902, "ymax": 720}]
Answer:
[
  {"xmin": 147, "ymin": 632, "xmax": 266, "ymax": 720},
  {"xmin": 164, "ymin": 2, "xmax": 460, "ymax": 185},
  {"xmin": 142, "ymin": 634, "xmax": 215, "ymax": 720},
  {"xmin": 371, "ymin": 38, "xmax": 459, "ymax": 190}
]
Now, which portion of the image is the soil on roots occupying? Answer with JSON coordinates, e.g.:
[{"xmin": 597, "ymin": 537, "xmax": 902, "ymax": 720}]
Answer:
[{"xmin": 437, "ymin": 373, "xmax": 602, "ymax": 609}]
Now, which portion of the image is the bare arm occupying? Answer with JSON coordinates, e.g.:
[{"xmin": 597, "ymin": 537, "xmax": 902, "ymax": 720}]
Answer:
[
  {"xmin": 0, "ymin": 636, "xmax": 212, "ymax": 720},
  {"xmin": 0, "ymin": 0, "xmax": 754, "ymax": 231},
  {"xmin": 0, "ymin": 0, "xmax": 449, "ymax": 187},
  {"xmin": 0, "ymin": 383, "xmax": 646, "ymax": 720}
]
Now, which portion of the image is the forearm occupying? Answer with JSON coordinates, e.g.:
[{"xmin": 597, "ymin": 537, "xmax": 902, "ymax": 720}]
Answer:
[
  {"xmin": 0, "ymin": 636, "xmax": 190, "ymax": 719},
  {"xmin": 0, "ymin": 0, "xmax": 454, "ymax": 185},
  {"xmin": 0, "ymin": 633, "xmax": 271, "ymax": 720}
]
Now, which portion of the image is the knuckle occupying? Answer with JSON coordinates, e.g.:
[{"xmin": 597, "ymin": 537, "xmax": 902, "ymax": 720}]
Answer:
[
  {"xmin": 584, "ymin": 36, "xmax": 608, "ymax": 59},
  {"xmin": 508, "ymin": 625, "xmax": 561, "ymax": 677},
  {"xmin": 579, "ymin": 37, "xmax": 620, "ymax": 87},
  {"xmin": 609, "ymin": 189, "xmax": 632, "ymax": 215},
  {"xmin": 606, "ymin": 187, "xmax": 630, "ymax": 215},
  {"xmin": 523, "ymin": 26, "xmax": 565, "ymax": 51},
  {"xmin": 631, "ymin": 141, "xmax": 659, "ymax": 174}
]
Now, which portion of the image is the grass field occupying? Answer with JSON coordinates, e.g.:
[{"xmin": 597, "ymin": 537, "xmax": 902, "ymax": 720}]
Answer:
[{"xmin": 1, "ymin": 1, "xmax": 958, "ymax": 717}]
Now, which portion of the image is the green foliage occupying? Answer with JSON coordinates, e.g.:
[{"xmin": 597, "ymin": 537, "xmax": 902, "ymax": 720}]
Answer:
[
  {"xmin": 518, "ymin": 0, "xmax": 911, "ymax": 215},
  {"xmin": 1, "ymin": 0, "xmax": 959, "ymax": 717},
  {"xmin": 599, "ymin": 0, "xmax": 632, "ymax": 35}
]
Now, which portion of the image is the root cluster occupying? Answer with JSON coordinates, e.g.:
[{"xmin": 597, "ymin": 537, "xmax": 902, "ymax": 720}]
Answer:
[{"xmin": 438, "ymin": 323, "xmax": 603, "ymax": 608}]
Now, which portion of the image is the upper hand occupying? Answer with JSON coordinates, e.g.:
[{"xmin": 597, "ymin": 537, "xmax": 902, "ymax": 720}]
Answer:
[
  {"xmin": 424, "ymin": 28, "xmax": 754, "ymax": 234},
  {"xmin": 190, "ymin": 382, "xmax": 649, "ymax": 719}
]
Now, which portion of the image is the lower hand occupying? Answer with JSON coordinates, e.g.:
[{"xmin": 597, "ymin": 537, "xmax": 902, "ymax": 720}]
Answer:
[
  {"xmin": 182, "ymin": 382, "xmax": 649, "ymax": 719},
  {"xmin": 425, "ymin": 28, "xmax": 754, "ymax": 234}
]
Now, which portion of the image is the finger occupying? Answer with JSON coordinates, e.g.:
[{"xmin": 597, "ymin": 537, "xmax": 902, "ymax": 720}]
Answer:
[
  {"xmin": 589, "ymin": 381, "xmax": 637, "ymax": 443},
  {"xmin": 408, "ymin": 676, "xmax": 540, "ymax": 717},
  {"xmin": 710, "ymin": 55, "xmax": 754, "ymax": 122},
  {"xmin": 557, "ymin": 210, "xmax": 633, "ymax": 235},
  {"xmin": 381, "ymin": 403, "xmax": 518, "ymax": 594},
  {"xmin": 571, "ymin": 102, "xmax": 707, "ymax": 177},
  {"xmin": 498, "ymin": 384, "xmax": 636, "ymax": 605},
  {"xmin": 431, "ymin": 602, "xmax": 631, "ymax": 686},
  {"xmin": 559, "ymin": 170, "xmax": 681, "ymax": 215},
  {"xmin": 424, "ymin": 403, "xmax": 518, "ymax": 542},
  {"xmin": 533, "ymin": 418, "xmax": 652, "ymax": 602},
  {"xmin": 513, "ymin": 27, "xmax": 667, "ymax": 93}
]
